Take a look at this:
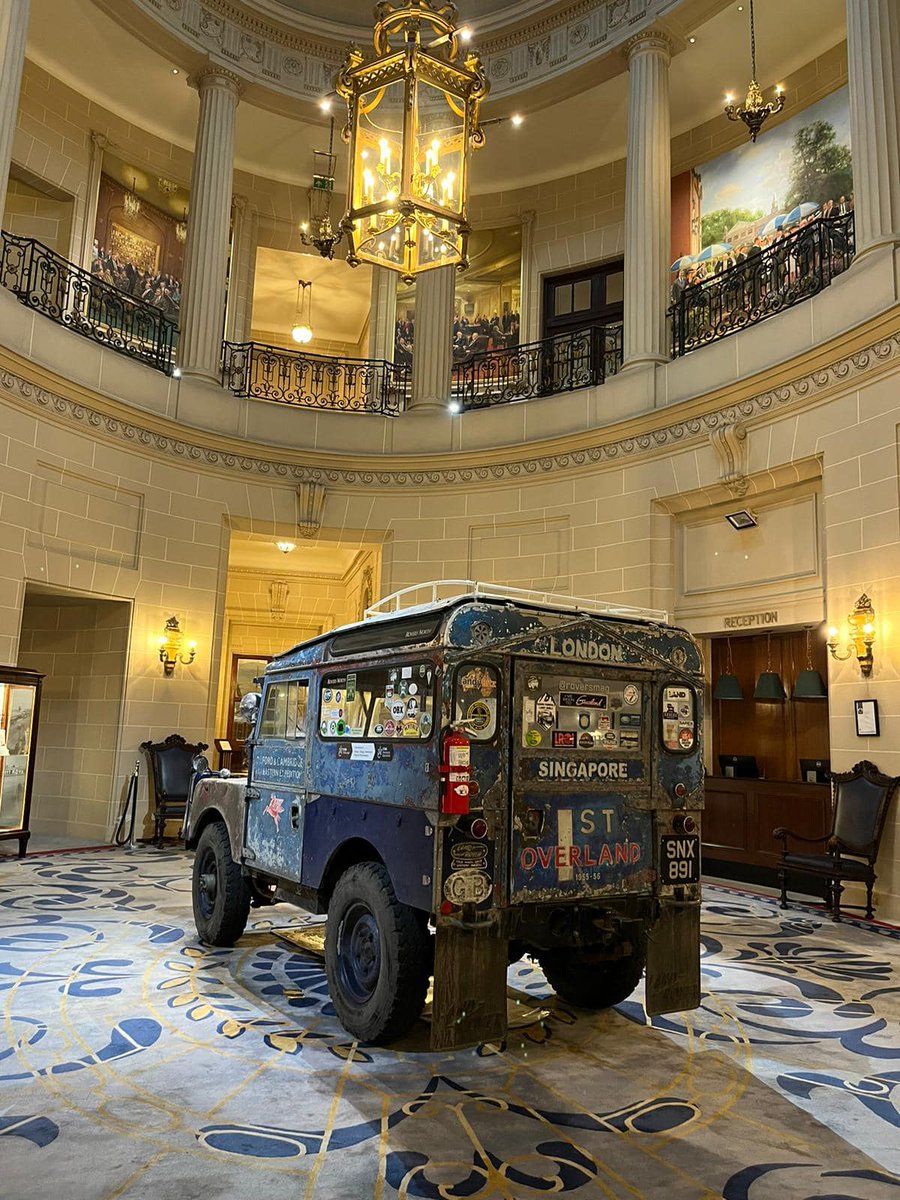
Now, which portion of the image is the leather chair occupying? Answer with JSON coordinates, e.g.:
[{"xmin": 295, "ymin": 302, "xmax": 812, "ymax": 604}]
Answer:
[
  {"xmin": 774, "ymin": 759, "xmax": 898, "ymax": 921},
  {"xmin": 140, "ymin": 733, "xmax": 208, "ymax": 846}
]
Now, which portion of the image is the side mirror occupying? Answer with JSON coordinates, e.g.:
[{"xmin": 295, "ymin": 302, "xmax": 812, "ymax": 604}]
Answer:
[
  {"xmin": 239, "ymin": 691, "xmax": 261, "ymax": 722},
  {"xmin": 191, "ymin": 753, "xmax": 210, "ymax": 775}
]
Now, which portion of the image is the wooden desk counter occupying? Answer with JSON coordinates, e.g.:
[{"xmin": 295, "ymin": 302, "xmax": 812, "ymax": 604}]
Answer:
[{"xmin": 702, "ymin": 776, "xmax": 831, "ymax": 874}]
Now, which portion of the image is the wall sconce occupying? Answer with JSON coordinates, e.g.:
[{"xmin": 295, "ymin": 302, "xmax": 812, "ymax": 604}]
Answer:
[
  {"xmin": 827, "ymin": 593, "xmax": 875, "ymax": 677},
  {"xmin": 158, "ymin": 615, "xmax": 196, "ymax": 676}
]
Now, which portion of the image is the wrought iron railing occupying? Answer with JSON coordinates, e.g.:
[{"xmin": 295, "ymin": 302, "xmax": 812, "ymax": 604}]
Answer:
[
  {"xmin": 222, "ymin": 341, "xmax": 409, "ymax": 414},
  {"xmin": 451, "ymin": 324, "xmax": 622, "ymax": 410},
  {"xmin": 668, "ymin": 213, "xmax": 855, "ymax": 358},
  {"xmin": 0, "ymin": 230, "xmax": 178, "ymax": 374}
]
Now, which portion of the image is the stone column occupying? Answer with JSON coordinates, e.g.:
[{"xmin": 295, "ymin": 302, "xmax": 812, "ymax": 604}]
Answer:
[
  {"xmin": 410, "ymin": 265, "xmax": 455, "ymax": 410},
  {"xmin": 177, "ymin": 66, "xmax": 242, "ymax": 381},
  {"xmin": 224, "ymin": 196, "xmax": 258, "ymax": 344},
  {"xmin": 0, "ymin": 0, "xmax": 30, "ymax": 226},
  {"xmin": 846, "ymin": 0, "xmax": 900, "ymax": 256},
  {"xmin": 622, "ymin": 30, "xmax": 672, "ymax": 369},
  {"xmin": 78, "ymin": 131, "xmax": 108, "ymax": 269},
  {"xmin": 367, "ymin": 265, "xmax": 397, "ymax": 362}
]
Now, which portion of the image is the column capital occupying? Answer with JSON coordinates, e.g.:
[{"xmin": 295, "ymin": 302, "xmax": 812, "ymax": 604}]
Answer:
[
  {"xmin": 89, "ymin": 130, "xmax": 109, "ymax": 153},
  {"xmin": 188, "ymin": 64, "xmax": 244, "ymax": 100},
  {"xmin": 623, "ymin": 28, "xmax": 673, "ymax": 65}
]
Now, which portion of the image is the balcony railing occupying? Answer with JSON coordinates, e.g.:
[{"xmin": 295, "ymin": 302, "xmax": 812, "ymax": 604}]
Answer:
[
  {"xmin": 0, "ymin": 230, "xmax": 178, "ymax": 374},
  {"xmin": 451, "ymin": 323, "xmax": 622, "ymax": 410},
  {"xmin": 668, "ymin": 213, "xmax": 855, "ymax": 358},
  {"xmin": 222, "ymin": 340, "xmax": 409, "ymax": 414}
]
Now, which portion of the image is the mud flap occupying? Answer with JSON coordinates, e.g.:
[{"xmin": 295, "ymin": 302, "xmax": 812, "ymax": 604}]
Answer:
[
  {"xmin": 644, "ymin": 902, "xmax": 701, "ymax": 1015},
  {"xmin": 430, "ymin": 920, "xmax": 508, "ymax": 1051}
]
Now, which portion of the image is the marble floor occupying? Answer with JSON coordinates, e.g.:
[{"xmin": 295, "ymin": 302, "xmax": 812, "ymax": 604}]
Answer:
[{"xmin": 1, "ymin": 848, "xmax": 899, "ymax": 1199}]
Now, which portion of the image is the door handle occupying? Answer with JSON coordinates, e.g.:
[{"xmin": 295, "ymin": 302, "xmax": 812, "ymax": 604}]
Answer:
[{"xmin": 290, "ymin": 800, "xmax": 301, "ymax": 831}]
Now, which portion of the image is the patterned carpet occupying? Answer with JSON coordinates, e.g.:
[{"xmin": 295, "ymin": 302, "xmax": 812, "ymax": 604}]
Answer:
[{"xmin": 1, "ymin": 849, "xmax": 899, "ymax": 1199}]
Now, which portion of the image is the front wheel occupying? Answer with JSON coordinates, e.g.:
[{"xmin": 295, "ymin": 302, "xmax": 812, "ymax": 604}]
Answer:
[
  {"xmin": 192, "ymin": 821, "xmax": 250, "ymax": 946},
  {"xmin": 537, "ymin": 944, "xmax": 645, "ymax": 1009},
  {"xmin": 324, "ymin": 861, "xmax": 430, "ymax": 1044}
]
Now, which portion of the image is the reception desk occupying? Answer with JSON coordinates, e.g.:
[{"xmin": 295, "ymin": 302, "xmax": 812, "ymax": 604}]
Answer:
[{"xmin": 702, "ymin": 776, "xmax": 832, "ymax": 878}]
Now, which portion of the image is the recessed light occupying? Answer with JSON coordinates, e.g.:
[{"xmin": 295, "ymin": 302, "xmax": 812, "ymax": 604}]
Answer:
[
  {"xmin": 318, "ymin": 97, "xmax": 332, "ymax": 113},
  {"xmin": 688, "ymin": 35, "xmax": 696, "ymax": 43},
  {"xmin": 172, "ymin": 68, "xmax": 179, "ymax": 75},
  {"xmin": 511, "ymin": 113, "xmax": 524, "ymax": 127}
]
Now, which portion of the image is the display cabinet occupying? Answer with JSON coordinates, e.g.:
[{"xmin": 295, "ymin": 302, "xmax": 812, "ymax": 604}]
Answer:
[{"xmin": 0, "ymin": 666, "xmax": 44, "ymax": 857}]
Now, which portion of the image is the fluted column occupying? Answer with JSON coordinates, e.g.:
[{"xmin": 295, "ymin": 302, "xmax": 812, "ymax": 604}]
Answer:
[
  {"xmin": 224, "ymin": 196, "xmax": 258, "ymax": 344},
  {"xmin": 178, "ymin": 67, "xmax": 242, "ymax": 381},
  {"xmin": 368, "ymin": 265, "xmax": 397, "ymax": 362},
  {"xmin": 0, "ymin": 0, "xmax": 30, "ymax": 226},
  {"xmin": 846, "ymin": 0, "xmax": 900, "ymax": 256},
  {"xmin": 410, "ymin": 265, "xmax": 454, "ymax": 410},
  {"xmin": 622, "ymin": 30, "xmax": 672, "ymax": 369},
  {"xmin": 78, "ymin": 131, "xmax": 108, "ymax": 269}
]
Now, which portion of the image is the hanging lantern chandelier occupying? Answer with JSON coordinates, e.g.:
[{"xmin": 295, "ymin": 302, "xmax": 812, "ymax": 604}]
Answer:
[
  {"xmin": 335, "ymin": 0, "xmax": 490, "ymax": 283},
  {"xmin": 300, "ymin": 117, "xmax": 343, "ymax": 260},
  {"xmin": 123, "ymin": 175, "xmax": 141, "ymax": 219},
  {"xmin": 290, "ymin": 279, "xmax": 314, "ymax": 345},
  {"xmin": 723, "ymin": 0, "xmax": 784, "ymax": 143},
  {"xmin": 175, "ymin": 207, "xmax": 188, "ymax": 245}
]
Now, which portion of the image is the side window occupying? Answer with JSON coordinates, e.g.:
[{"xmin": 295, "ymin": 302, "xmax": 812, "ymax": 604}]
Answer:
[
  {"xmin": 320, "ymin": 663, "xmax": 435, "ymax": 740},
  {"xmin": 260, "ymin": 681, "xmax": 308, "ymax": 740},
  {"xmin": 454, "ymin": 663, "xmax": 499, "ymax": 741},
  {"xmin": 661, "ymin": 684, "xmax": 696, "ymax": 753}
]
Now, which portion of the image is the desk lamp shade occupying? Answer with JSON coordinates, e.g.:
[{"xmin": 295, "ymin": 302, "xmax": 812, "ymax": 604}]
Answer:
[
  {"xmin": 753, "ymin": 632, "xmax": 786, "ymax": 701},
  {"xmin": 794, "ymin": 627, "xmax": 827, "ymax": 698},
  {"xmin": 713, "ymin": 637, "xmax": 744, "ymax": 700}
]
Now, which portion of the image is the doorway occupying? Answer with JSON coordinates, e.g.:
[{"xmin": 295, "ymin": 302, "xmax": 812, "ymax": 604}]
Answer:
[{"xmin": 16, "ymin": 585, "xmax": 130, "ymax": 848}]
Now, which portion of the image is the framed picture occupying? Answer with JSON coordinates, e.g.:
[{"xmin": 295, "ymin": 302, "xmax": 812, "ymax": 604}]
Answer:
[{"xmin": 854, "ymin": 698, "xmax": 880, "ymax": 737}]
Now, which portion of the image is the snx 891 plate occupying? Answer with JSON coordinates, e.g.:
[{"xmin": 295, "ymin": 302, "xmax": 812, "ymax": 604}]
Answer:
[{"xmin": 659, "ymin": 834, "xmax": 700, "ymax": 884}]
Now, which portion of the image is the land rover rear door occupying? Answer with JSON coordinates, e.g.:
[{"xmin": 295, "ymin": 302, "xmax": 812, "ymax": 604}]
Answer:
[{"xmin": 510, "ymin": 659, "xmax": 653, "ymax": 903}]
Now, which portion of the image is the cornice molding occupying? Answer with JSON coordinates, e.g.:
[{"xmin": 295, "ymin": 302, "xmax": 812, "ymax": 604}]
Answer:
[
  {"xmin": 2, "ymin": 312, "xmax": 899, "ymax": 491},
  {"xmin": 101, "ymin": 0, "xmax": 682, "ymax": 105}
]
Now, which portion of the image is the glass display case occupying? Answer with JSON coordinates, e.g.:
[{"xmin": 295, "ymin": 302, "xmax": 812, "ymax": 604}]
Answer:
[{"xmin": 0, "ymin": 666, "xmax": 44, "ymax": 857}]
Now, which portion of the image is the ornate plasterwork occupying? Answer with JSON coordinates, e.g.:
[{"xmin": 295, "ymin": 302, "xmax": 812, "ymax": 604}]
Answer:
[
  {"xmin": 107, "ymin": 0, "xmax": 682, "ymax": 104},
  {"xmin": 709, "ymin": 420, "xmax": 749, "ymax": 496},
  {"xmin": 2, "ymin": 328, "xmax": 898, "ymax": 491}
]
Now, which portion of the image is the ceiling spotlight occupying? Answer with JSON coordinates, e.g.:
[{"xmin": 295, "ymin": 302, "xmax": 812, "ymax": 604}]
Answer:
[
  {"xmin": 448, "ymin": 399, "xmax": 461, "ymax": 413},
  {"xmin": 172, "ymin": 68, "xmax": 180, "ymax": 75},
  {"xmin": 688, "ymin": 36, "xmax": 696, "ymax": 43},
  {"xmin": 275, "ymin": 541, "xmax": 297, "ymax": 554},
  {"xmin": 725, "ymin": 509, "xmax": 758, "ymax": 530},
  {"xmin": 318, "ymin": 97, "xmax": 332, "ymax": 113},
  {"xmin": 458, "ymin": 26, "xmax": 472, "ymax": 42},
  {"xmin": 511, "ymin": 113, "xmax": 524, "ymax": 127}
]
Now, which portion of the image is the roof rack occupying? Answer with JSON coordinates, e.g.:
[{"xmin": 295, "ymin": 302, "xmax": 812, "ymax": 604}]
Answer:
[{"xmin": 364, "ymin": 580, "xmax": 668, "ymax": 624}]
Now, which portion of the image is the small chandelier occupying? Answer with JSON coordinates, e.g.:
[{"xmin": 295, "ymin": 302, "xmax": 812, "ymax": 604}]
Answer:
[
  {"xmin": 724, "ymin": 0, "xmax": 784, "ymax": 143},
  {"xmin": 336, "ymin": 0, "xmax": 489, "ymax": 283},
  {"xmin": 290, "ymin": 279, "xmax": 313, "ymax": 345},
  {"xmin": 123, "ymin": 176, "xmax": 141, "ymax": 218},
  {"xmin": 300, "ymin": 118, "xmax": 343, "ymax": 259},
  {"xmin": 175, "ymin": 207, "xmax": 188, "ymax": 244}
]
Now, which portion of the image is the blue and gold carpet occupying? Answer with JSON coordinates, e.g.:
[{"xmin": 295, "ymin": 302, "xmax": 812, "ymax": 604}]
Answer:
[{"xmin": 2, "ymin": 849, "xmax": 899, "ymax": 1199}]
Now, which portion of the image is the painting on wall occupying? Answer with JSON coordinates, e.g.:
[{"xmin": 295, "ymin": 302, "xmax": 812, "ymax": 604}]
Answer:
[
  {"xmin": 676, "ymin": 86, "xmax": 852, "ymax": 262},
  {"xmin": 92, "ymin": 161, "xmax": 188, "ymax": 318}
]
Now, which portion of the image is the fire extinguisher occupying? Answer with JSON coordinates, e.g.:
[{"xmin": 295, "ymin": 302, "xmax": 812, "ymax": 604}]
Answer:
[{"xmin": 440, "ymin": 729, "xmax": 471, "ymax": 815}]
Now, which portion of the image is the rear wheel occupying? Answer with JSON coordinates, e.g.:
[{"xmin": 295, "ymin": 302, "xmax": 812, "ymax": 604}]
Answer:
[
  {"xmin": 325, "ymin": 861, "xmax": 430, "ymax": 1044},
  {"xmin": 192, "ymin": 821, "xmax": 251, "ymax": 946},
  {"xmin": 537, "ymin": 944, "xmax": 645, "ymax": 1009}
]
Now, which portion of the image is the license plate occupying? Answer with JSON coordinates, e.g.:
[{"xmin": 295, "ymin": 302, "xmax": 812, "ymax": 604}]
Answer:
[{"xmin": 660, "ymin": 834, "xmax": 700, "ymax": 884}]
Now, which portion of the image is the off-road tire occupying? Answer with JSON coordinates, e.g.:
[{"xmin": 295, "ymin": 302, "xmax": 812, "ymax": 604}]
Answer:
[
  {"xmin": 325, "ymin": 861, "xmax": 430, "ymax": 1044},
  {"xmin": 537, "ymin": 944, "xmax": 645, "ymax": 1009},
  {"xmin": 192, "ymin": 820, "xmax": 251, "ymax": 946}
]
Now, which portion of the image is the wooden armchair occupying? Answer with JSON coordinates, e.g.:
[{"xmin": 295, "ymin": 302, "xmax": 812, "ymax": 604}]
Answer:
[
  {"xmin": 774, "ymin": 759, "xmax": 898, "ymax": 921},
  {"xmin": 140, "ymin": 733, "xmax": 208, "ymax": 846}
]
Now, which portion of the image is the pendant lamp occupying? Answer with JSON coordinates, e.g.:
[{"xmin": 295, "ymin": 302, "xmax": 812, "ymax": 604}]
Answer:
[
  {"xmin": 753, "ymin": 632, "xmax": 786, "ymax": 701},
  {"xmin": 794, "ymin": 626, "xmax": 827, "ymax": 699},
  {"xmin": 713, "ymin": 637, "xmax": 744, "ymax": 700}
]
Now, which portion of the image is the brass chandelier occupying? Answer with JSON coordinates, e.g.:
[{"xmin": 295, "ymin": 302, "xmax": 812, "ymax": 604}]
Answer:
[
  {"xmin": 300, "ymin": 117, "xmax": 343, "ymax": 259},
  {"xmin": 724, "ymin": 0, "xmax": 784, "ymax": 143},
  {"xmin": 336, "ymin": 0, "xmax": 490, "ymax": 283}
]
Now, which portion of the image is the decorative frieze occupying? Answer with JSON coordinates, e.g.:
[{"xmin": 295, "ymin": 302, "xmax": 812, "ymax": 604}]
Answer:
[{"xmin": 1, "ymin": 326, "xmax": 899, "ymax": 489}]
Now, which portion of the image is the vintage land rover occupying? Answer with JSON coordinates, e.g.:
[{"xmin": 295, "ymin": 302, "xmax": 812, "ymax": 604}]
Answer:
[{"xmin": 184, "ymin": 581, "xmax": 704, "ymax": 1050}]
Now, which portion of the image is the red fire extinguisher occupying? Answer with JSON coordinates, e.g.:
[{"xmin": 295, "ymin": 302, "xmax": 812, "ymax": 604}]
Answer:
[{"xmin": 440, "ymin": 729, "xmax": 471, "ymax": 815}]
